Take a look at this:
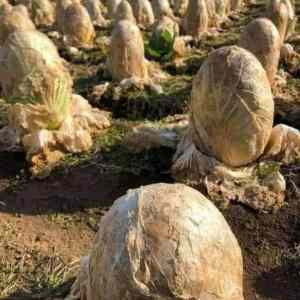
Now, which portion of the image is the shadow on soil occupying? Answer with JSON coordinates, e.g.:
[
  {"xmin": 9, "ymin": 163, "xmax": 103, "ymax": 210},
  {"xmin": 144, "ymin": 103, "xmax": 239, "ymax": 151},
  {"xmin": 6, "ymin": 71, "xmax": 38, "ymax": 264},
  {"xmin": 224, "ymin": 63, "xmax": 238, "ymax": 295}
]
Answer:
[
  {"xmin": 0, "ymin": 149, "xmax": 173, "ymax": 216},
  {"xmin": 255, "ymin": 263, "xmax": 300, "ymax": 300},
  {"xmin": 1, "ymin": 279, "xmax": 73, "ymax": 300}
]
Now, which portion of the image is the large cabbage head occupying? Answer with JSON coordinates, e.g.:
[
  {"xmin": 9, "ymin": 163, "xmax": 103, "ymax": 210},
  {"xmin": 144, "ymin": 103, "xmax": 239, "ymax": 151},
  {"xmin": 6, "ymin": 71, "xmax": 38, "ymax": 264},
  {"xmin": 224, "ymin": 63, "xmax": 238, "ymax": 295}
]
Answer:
[
  {"xmin": 148, "ymin": 16, "xmax": 179, "ymax": 60},
  {"xmin": 0, "ymin": 0, "xmax": 11, "ymax": 14},
  {"xmin": 108, "ymin": 20, "xmax": 147, "ymax": 81},
  {"xmin": 82, "ymin": 0, "xmax": 106, "ymax": 25},
  {"xmin": 55, "ymin": 0, "xmax": 72, "ymax": 32},
  {"xmin": 205, "ymin": 0, "xmax": 217, "ymax": 26},
  {"xmin": 282, "ymin": 0, "xmax": 296, "ymax": 38},
  {"xmin": 131, "ymin": 0, "xmax": 154, "ymax": 28},
  {"xmin": 115, "ymin": 0, "xmax": 136, "ymax": 23},
  {"xmin": 183, "ymin": 0, "xmax": 208, "ymax": 38},
  {"xmin": 228, "ymin": 0, "xmax": 242, "ymax": 11},
  {"xmin": 190, "ymin": 46, "xmax": 274, "ymax": 167},
  {"xmin": 62, "ymin": 0, "xmax": 95, "ymax": 47},
  {"xmin": 266, "ymin": 0, "xmax": 294, "ymax": 43},
  {"xmin": 107, "ymin": 0, "xmax": 122, "ymax": 17},
  {"xmin": 215, "ymin": 0, "xmax": 229, "ymax": 19},
  {"xmin": 85, "ymin": 183, "xmax": 244, "ymax": 300},
  {"xmin": 239, "ymin": 18, "xmax": 281, "ymax": 86},
  {"xmin": 174, "ymin": 0, "xmax": 188, "ymax": 16},
  {"xmin": 0, "ymin": 30, "xmax": 73, "ymax": 130},
  {"xmin": 0, "ymin": 4, "xmax": 36, "ymax": 45},
  {"xmin": 152, "ymin": 0, "xmax": 174, "ymax": 18},
  {"xmin": 17, "ymin": 0, "xmax": 55, "ymax": 27}
]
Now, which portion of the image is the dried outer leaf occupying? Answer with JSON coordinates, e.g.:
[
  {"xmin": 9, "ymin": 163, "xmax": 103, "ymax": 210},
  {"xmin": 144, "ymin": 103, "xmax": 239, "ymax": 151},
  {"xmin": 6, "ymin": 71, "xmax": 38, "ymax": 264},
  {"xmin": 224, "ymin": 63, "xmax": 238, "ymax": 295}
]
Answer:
[
  {"xmin": 124, "ymin": 117, "xmax": 188, "ymax": 153},
  {"xmin": 0, "ymin": 5, "xmax": 36, "ymax": 45},
  {"xmin": 190, "ymin": 46, "xmax": 274, "ymax": 167},
  {"xmin": 67, "ymin": 183, "xmax": 244, "ymax": 300},
  {"xmin": 239, "ymin": 18, "xmax": 281, "ymax": 86},
  {"xmin": 183, "ymin": 0, "xmax": 208, "ymax": 39},
  {"xmin": 7, "ymin": 75, "xmax": 72, "ymax": 131},
  {"xmin": 108, "ymin": 20, "xmax": 148, "ymax": 82},
  {"xmin": 172, "ymin": 128, "xmax": 286, "ymax": 212},
  {"xmin": 22, "ymin": 129, "xmax": 57, "ymax": 156},
  {"xmin": 70, "ymin": 94, "xmax": 111, "ymax": 133},
  {"xmin": 28, "ymin": 147, "xmax": 65, "ymax": 178},
  {"xmin": 0, "ymin": 94, "xmax": 110, "ymax": 176},
  {"xmin": 173, "ymin": 36, "xmax": 186, "ymax": 60},
  {"xmin": 263, "ymin": 124, "xmax": 300, "ymax": 164},
  {"xmin": 280, "ymin": 42, "xmax": 295, "ymax": 62}
]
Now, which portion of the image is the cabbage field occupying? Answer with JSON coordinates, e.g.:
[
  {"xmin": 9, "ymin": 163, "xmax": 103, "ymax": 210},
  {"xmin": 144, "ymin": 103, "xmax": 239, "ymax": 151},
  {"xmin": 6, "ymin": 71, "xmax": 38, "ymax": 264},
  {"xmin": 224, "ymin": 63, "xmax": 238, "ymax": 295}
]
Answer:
[{"xmin": 0, "ymin": 0, "xmax": 299, "ymax": 299}]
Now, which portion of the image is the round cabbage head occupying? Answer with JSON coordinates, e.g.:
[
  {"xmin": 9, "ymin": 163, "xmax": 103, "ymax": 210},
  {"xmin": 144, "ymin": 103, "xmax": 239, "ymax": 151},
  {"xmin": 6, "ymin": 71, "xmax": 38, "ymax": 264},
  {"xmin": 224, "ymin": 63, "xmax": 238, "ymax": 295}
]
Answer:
[
  {"xmin": 56, "ymin": 0, "xmax": 72, "ymax": 32},
  {"xmin": 0, "ymin": 4, "xmax": 36, "ymax": 45},
  {"xmin": 17, "ymin": 0, "xmax": 55, "ymax": 27},
  {"xmin": 190, "ymin": 46, "xmax": 274, "ymax": 167},
  {"xmin": 266, "ymin": 0, "xmax": 292, "ymax": 43},
  {"xmin": 62, "ymin": 0, "xmax": 95, "ymax": 47},
  {"xmin": 86, "ymin": 183, "xmax": 244, "ymax": 300},
  {"xmin": 228, "ymin": 0, "xmax": 243, "ymax": 11},
  {"xmin": 239, "ymin": 18, "xmax": 281, "ymax": 86},
  {"xmin": 205, "ymin": 0, "xmax": 217, "ymax": 26},
  {"xmin": 131, "ymin": 0, "xmax": 154, "ymax": 28},
  {"xmin": 174, "ymin": 0, "xmax": 188, "ymax": 16},
  {"xmin": 107, "ymin": 0, "xmax": 122, "ymax": 17},
  {"xmin": 115, "ymin": 0, "xmax": 136, "ymax": 23},
  {"xmin": 82, "ymin": 0, "xmax": 106, "ymax": 25},
  {"xmin": 183, "ymin": 0, "xmax": 208, "ymax": 38},
  {"xmin": 152, "ymin": 0, "xmax": 174, "ymax": 18},
  {"xmin": 0, "ymin": 0, "xmax": 11, "ymax": 14},
  {"xmin": 108, "ymin": 20, "xmax": 147, "ymax": 81},
  {"xmin": 0, "ymin": 30, "xmax": 73, "ymax": 130}
]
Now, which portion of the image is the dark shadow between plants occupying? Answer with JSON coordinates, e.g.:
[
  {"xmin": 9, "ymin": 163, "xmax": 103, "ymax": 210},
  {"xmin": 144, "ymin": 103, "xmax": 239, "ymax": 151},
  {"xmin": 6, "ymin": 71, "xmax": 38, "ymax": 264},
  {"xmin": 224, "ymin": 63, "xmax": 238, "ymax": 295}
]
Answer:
[
  {"xmin": 0, "ymin": 145, "xmax": 174, "ymax": 216},
  {"xmin": 2, "ymin": 278, "xmax": 74, "ymax": 300},
  {"xmin": 254, "ymin": 262, "xmax": 300, "ymax": 300}
]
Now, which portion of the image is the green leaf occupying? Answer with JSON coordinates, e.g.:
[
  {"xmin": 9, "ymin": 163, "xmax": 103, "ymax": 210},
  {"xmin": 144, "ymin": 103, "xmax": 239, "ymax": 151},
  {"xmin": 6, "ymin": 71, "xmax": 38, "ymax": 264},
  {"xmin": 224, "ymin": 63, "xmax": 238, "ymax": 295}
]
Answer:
[
  {"xmin": 145, "ymin": 44, "xmax": 161, "ymax": 59},
  {"xmin": 146, "ymin": 29, "xmax": 175, "ymax": 61},
  {"xmin": 161, "ymin": 30, "xmax": 173, "ymax": 44}
]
